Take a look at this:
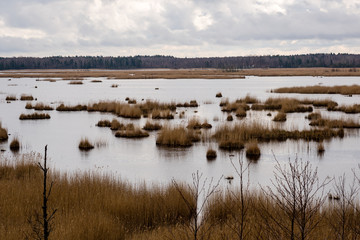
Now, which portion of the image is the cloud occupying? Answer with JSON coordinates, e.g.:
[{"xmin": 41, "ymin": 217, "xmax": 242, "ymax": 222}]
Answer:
[{"xmin": 0, "ymin": 0, "xmax": 360, "ymax": 57}]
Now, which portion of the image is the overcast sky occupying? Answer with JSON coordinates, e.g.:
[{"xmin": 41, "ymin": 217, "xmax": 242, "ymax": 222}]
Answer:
[{"xmin": 1, "ymin": 0, "xmax": 360, "ymax": 57}]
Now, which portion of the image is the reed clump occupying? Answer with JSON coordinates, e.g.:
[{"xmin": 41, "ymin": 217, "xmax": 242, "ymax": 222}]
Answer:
[
  {"xmin": 206, "ymin": 148, "xmax": 217, "ymax": 160},
  {"xmin": 226, "ymin": 115, "xmax": 233, "ymax": 121},
  {"xmin": 156, "ymin": 126, "xmax": 198, "ymax": 147},
  {"xmin": 20, "ymin": 94, "xmax": 34, "ymax": 101},
  {"xmin": 310, "ymin": 118, "xmax": 360, "ymax": 128},
  {"xmin": 176, "ymin": 100, "xmax": 199, "ymax": 108},
  {"xmin": 9, "ymin": 137, "xmax": 20, "ymax": 151},
  {"xmin": 306, "ymin": 112, "xmax": 322, "ymax": 120},
  {"xmin": 213, "ymin": 122, "xmax": 344, "ymax": 144},
  {"xmin": 273, "ymin": 112, "xmax": 287, "ymax": 122},
  {"xmin": 252, "ymin": 97, "xmax": 314, "ymax": 113},
  {"xmin": 143, "ymin": 121, "xmax": 162, "ymax": 131},
  {"xmin": 0, "ymin": 122, "xmax": 8, "ymax": 141},
  {"xmin": 5, "ymin": 95, "xmax": 17, "ymax": 101},
  {"xmin": 91, "ymin": 80, "xmax": 102, "ymax": 83},
  {"xmin": 78, "ymin": 138, "xmax": 94, "ymax": 150},
  {"xmin": 236, "ymin": 94, "xmax": 259, "ymax": 104},
  {"xmin": 69, "ymin": 81, "xmax": 83, "ymax": 85},
  {"xmin": 115, "ymin": 127, "xmax": 149, "ymax": 138},
  {"xmin": 111, "ymin": 84, "xmax": 118, "ymax": 88},
  {"xmin": 56, "ymin": 103, "xmax": 87, "ymax": 111},
  {"xmin": 328, "ymin": 104, "xmax": 360, "ymax": 114},
  {"xmin": 274, "ymin": 84, "xmax": 360, "ymax": 95},
  {"xmin": 96, "ymin": 119, "xmax": 111, "ymax": 128},
  {"xmin": 25, "ymin": 102, "xmax": 54, "ymax": 111},
  {"xmin": 19, "ymin": 112, "xmax": 50, "ymax": 120},
  {"xmin": 110, "ymin": 119, "xmax": 125, "ymax": 130},
  {"xmin": 246, "ymin": 140, "xmax": 261, "ymax": 160},
  {"xmin": 216, "ymin": 92, "xmax": 222, "ymax": 98},
  {"xmin": 317, "ymin": 142, "xmax": 325, "ymax": 154},
  {"xmin": 152, "ymin": 109, "xmax": 174, "ymax": 119}
]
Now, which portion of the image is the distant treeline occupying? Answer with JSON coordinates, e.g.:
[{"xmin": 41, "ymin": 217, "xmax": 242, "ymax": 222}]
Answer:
[{"xmin": 1, "ymin": 53, "xmax": 360, "ymax": 70}]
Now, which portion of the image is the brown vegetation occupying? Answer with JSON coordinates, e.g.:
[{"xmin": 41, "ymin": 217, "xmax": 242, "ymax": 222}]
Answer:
[
  {"xmin": 226, "ymin": 115, "xmax": 233, "ymax": 121},
  {"xmin": 96, "ymin": 119, "xmax": 111, "ymax": 128},
  {"xmin": 111, "ymin": 84, "xmax": 118, "ymax": 88},
  {"xmin": 19, "ymin": 113, "xmax": 51, "ymax": 120},
  {"xmin": 5, "ymin": 95, "xmax": 17, "ymax": 101},
  {"xmin": 151, "ymin": 109, "xmax": 174, "ymax": 119},
  {"xmin": 245, "ymin": 141, "xmax": 261, "ymax": 160},
  {"xmin": 20, "ymin": 94, "xmax": 34, "ymax": 101},
  {"xmin": 56, "ymin": 104, "xmax": 87, "ymax": 111},
  {"xmin": 0, "ymin": 122, "xmax": 8, "ymax": 141},
  {"xmin": 216, "ymin": 92, "xmax": 222, "ymax": 98},
  {"xmin": 252, "ymin": 97, "xmax": 313, "ymax": 113},
  {"xmin": 274, "ymin": 84, "xmax": 360, "ymax": 95},
  {"xmin": 156, "ymin": 126, "xmax": 199, "ymax": 147},
  {"xmin": 206, "ymin": 148, "xmax": 217, "ymax": 160},
  {"xmin": 328, "ymin": 104, "xmax": 360, "ymax": 114},
  {"xmin": 143, "ymin": 121, "xmax": 162, "ymax": 131},
  {"xmin": 309, "ymin": 118, "xmax": 360, "ymax": 128},
  {"xmin": 9, "ymin": 137, "xmax": 20, "ymax": 151},
  {"xmin": 317, "ymin": 142, "xmax": 325, "ymax": 154},
  {"xmin": 273, "ymin": 112, "xmax": 287, "ymax": 122},
  {"xmin": 176, "ymin": 100, "xmax": 199, "ymax": 108},
  {"xmin": 25, "ymin": 102, "xmax": 54, "ymax": 111},
  {"xmin": 91, "ymin": 80, "xmax": 102, "ymax": 83},
  {"xmin": 115, "ymin": 127, "xmax": 149, "ymax": 138},
  {"xmin": 78, "ymin": 138, "xmax": 94, "ymax": 150},
  {"xmin": 68, "ymin": 81, "xmax": 83, "ymax": 85}
]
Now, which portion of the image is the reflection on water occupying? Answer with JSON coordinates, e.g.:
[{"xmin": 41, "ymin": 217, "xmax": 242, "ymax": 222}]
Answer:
[{"xmin": 0, "ymin": 76, "xmax": 359, "ymax": 188}]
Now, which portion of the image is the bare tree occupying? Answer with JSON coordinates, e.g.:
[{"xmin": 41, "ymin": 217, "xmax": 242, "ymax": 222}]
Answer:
[
  {"xmin": 172, "ymin": 171, "xmax": 222, "ymax": 240},
  {"xmin": 327, "ymin": 174, "xmax": 358, "ymax": 240},
  {"xmin": 27, "ymin": 145, "xmax": 57, "ymax": 240},
  {"xmin": 260, "ymin": 156, "xmax": 330, "ymax": 240}
]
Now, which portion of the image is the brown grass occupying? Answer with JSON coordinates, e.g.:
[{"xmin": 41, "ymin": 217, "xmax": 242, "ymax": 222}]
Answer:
[
  {"xmin": 78, "ymin": 138, "xmax": 94, "ymax": 150},
  {"xmin": 20, "ymin": 94, "xmax": 34, "ymax": 101},
  {"xmin": 176, "ymin": 100, "xmax": 199, "ymax": 108},
  {"xmin": 273, "ymin": 112, "xmax": 287, "ymax": 122},
  {"xmin": 115, "ymin": 127, "xmax": 149, "ymax": 138},
  {"xmin": 0, "ymin": 122, "xmax": 8, "ymax": 141},
  {"xmin": 309, "ymin": 118, "xmax": 360, "ymax": 128},
  {"xmin": 216, "ymin": 92, "xmax": 222, "ymax": 98},
  {"xmin": 9, "ymin": 137, "xmax": 20, "ymax": 151},
  {"xmin": 236, "ymin": 94, "xmax": 260, "ymax": 104},
  {"xmin": 156, "ymin": 126, "xmax": 199, "ymax": 147},
  {"xmin": 5, "ymin": 95, "xmax": 17, "ymax": 101},
  {"xmin": 56, "ymin": 104, "xmax": 87, "ymax": 111},
  {"xmin": 213, "ymin": 122, "xmax": 344, "ymax": 145},
  {"xmin": 235, "ymin": 108, "xmax": 247, "ymax": 118},
  {"xmin": 246, "ymin": 140, "xmax": 261, "ymax": 160},
  {"xmin": 96, "ymin": 119, "xmax": 111, "ymax": 128},
  {"xmin": 19, "ymin": 112, "xmax": 50, "ymax": 120},
  {"xmin": 329, "ymin": 104, "xmax": 360, "ymax": 114},
  {"xmin": 25, "ymin": 102, "xmax": 54, "ymax": 111},
  {"xmin": 317, "ymin": 142, "xmax": 325, "ymax": 154},
  {"xmin": 110, "ymin": 119, "xmax": 124, "ymax": 130},
  {"xmin": 274, "ymin": 84, "xmax": 360, "ymax": 95},
  {"xmin": 306, "ymin": 112, "xmax": 322, "ymax": 120},
  {"xmin": 226, "ymin": 115, "xmax": 233, "ymax": 121},
  {"xmin": 187, "ymin": 117, "xmax": 202, "ymax": 129},
  {"xmin": 143, "ymin": 121, "xmax": 162, "ymax": 131},
  {"xmin": 152, "ymin": 109, "xmax": 174, "ymax": 119},
  {"xmin": 206, "ymin": 148, "xmax": 217, "ymax": 160},
  {"xmin": 68, "ymin": 81, "xmax": 83, "ymax": 85},
  {"xmin": 91, "ymin": 80, "xmax": 102, "ymax": 83},
  {"xmin": 111, "ymin": 84, "xmax": 118, "ymax": 88}
]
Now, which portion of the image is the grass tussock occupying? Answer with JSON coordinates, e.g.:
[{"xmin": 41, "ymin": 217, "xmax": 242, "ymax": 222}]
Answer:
[
  {"xmin": 186, "ymin": 118, "xmax": 213, "ymax": 130},
  {"xmin": 0, "ymin": 155, "xmax": 194, "ymax": 239},
  {"xmin": 306, "ymin": 112, "xmax": 322, "ymax": 120},
  {"xmin": 5, "ymin": 95, "xmax": 17, "ymax": 101},
  {"xmin": 206, "ymin": 148, "xmax": 217, "ymax": 160},
  {"xmin": 63, "ymin": 77, "xmax": 83, "ymax": 80},
  {"xmin": 111, "ymin": 84, "xmax": 118, "ymax": 88},
  {"xmin": 252, "ymin": 97, "xmax": 313, "ymax": 113},
  {"xmin": 273, "ymin": 112, "xmax": 287, "ymax": 122},
  {"xmin": 222, "ymin": 102, "xmax": 249, "ymax": 113},
  {"xmin": 0, "ymin": 122, "xmax": 8, "ymax": 141},
  {"xmin": 9, "ymin": 137, "xmax": 20, "ymax": 151},
  {"xmin": 78, "ymin": 138, "xmax": 94, "ymax": 150},
  {"xmin": 176, "ymin": 100, "xmax": 199, "ymax": 108},
  {"xmin": 19, "ymin": 112, "xmax": 50, "ymax": 120},
  {"xmin": 156, "ymin": 126, "xmax": 199, "ymax": 147},
  {"xmin": 237, "ymin": 94, "xmax": 259, "ymax": 104},
  {"xmin": 56, "ymin": 103, "xmax": 87, "ymax": 111},
  {"xmin": 317, "ymin": 141, "xmax": 325, "ymax": 154},
  {"xmin": 213, "ymin": 122, "xmax": 344, "ymax": 145},
  {"xmin": 68, "ymin": 81, "xmax": 83, "ymax": 85},
  {"xmin": 309, "ymin": 118, "xmax": 360, "ymax": 128},
  {"xmin": 274, "ymin": 84, "xmax": 360, "ymax": 95},
  {"xmin": 110, "ymin": 119, "xmax": 125, "ymax": 130},
  {"xmin": 115, "ymin": 127, "xmax": 149, "ymax": 138},
  {"xmin": 152, "ymin": 109, "xmax": 174, "ymax": 119},
  {"xmin": 143, "ymin": 121, "xmax": 162, "ymax": 131},
  {"xmin": 216, "ymin": 92, "xmax": 222, "ymax": 98},
  {"xmin": 226, "ymin": 115, "xmax": 233, "ymax": 121},
  {"xmin": 328, "ymin": 104, "xmax": 360, "ymax": 114},
  {"xmin": 96, "ymin": 119, "xmax": 111, "ymax": 128},
  {"xmin": 91, "ymin": 80, "xmax": 102, "ymax": 83},
  {"xmin": 25, "ymin": 102, "xmax": 53, "ymax": 111},
  {"xmin": 20, "ymin": 94, "xmax": 34, "ymax": 101},
  {"xmin": 246, "ymin": 140, "xmax": 261, "ymax": 160}
]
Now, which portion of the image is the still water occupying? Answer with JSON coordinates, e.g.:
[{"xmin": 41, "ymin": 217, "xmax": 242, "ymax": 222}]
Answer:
[{"xmin": 0, "ymin": 76, "xmax": 359, "ymax": 188}]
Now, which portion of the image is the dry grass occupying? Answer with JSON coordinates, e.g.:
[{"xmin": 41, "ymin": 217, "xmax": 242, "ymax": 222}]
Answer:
[
  {"xmin": 235, "ymin": 108, "xmax": 247, "ymax": 118},
  {"xmin": 206, "ymin": 148, "xmax": 217, "ymax": 160},
  {"xmin": 213, "ymin": 122, "xmax": 344, "ymax": 145},
  {"xmin": 143, "ymin": 121, "xmax": 162, "ymax": 131},
  {"xmin": 222, "ymin": 102, "xmax": 249, "ymax": 113},
  {"xmin": 96, "ymin": 119, "xmax": 111, "ymax": 128},
  {"xmin": 187, "ymin": 117, "xmax": 202, "ymax": 129},
  {"xmin": 306, "ymin": 112, "xmax": 322, "ymax": 120},
  {"xmin": 274, "ymin": 84, "xmax": 360, "ymax": 95},
  {"xmin": 273, "ymin": 112, "xmax": 287, "ymax": 122},
  {"xmin": 152, "ymin": 109, "xmax": 174, "ymax": 119},
  {"xmin": 5, "ymin": 95, "xmax": 17, "ymax": 101},
  {"xmin": 111, "ymin": 84, "xmax": 118, "ymax": 88},
  {"xmin": 110, "ymin": 119, "xmax": 125, "ymax": 130},
  {"xmin": 176, "ymin": 100, "xmax": 199, "ymax": 108},
  {"xmin": 56, "ymin": 104, "xmax": 87, "ymax": 111},
  {"xmin": 68, "ymin": 81, "xmax": 83, "ymax": 85},
  {"xmin": 9, "ymin": 137, "xmax": 20, "ymax": 151},
  {"xmin": 309, "ymin": 118, "xmax": 360, "ymax": 128},
  {"xmin": 91, "ymin": 80, "xmax": 102, "ymax": 83},
  {"xmin": 226, "ymin": 115, "xmax": 233, "ymax": 121},
  {"xmin": 317, "ymin": 142, "xmax": 325, "ymax": 154},
  {"xmin": 19, "ymin": 112, "xmax": 50, "ymax": 120},
  {"xmin": 25, "ymin": 102, "xmax": 53, "ymax": 111},
  {"xmin": 20, "ymin": 94, "xmax": 34, "ymax": 101},
  {"xmin": 0, "ymin": 122, "xmax": 8, "ymax": 141},
  {"xmin": 115, "ymin": 127, "xmax": 149, "ymax": 138},
  {"xmin": 78, "ymin": 138, "xmax": 94, "ymax": 150},
  {"xmin": 216, "ymin": 92, "xmax": 222, "ymax": 98},
  {"xmin": 246, "ymin": 140, "xmax": 261, "ymax": 160},
  {"xmin": 237, "ymin": 94, "xmax": 260, "ymax": 104},
  {"xmin": 156, "ymin": 126, "xmax": 199, "ymax": 147},
  {"xmin": 329, "ymin": 104, "xmax": 360, "ymax": 114}
]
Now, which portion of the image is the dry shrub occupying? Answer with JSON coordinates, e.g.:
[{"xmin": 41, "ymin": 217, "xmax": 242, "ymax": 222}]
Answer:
[
  {"xmin": 78, "ymin": 138, "xmax": 94, "ymax": 150},
  {"xmin": 19, "ymin": 112, "xmax": 50, "ymax": 120}
]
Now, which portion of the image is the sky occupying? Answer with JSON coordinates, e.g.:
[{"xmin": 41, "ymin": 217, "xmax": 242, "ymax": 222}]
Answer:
[{"xmin": 1, "ymin": 0, "xmax": 360, "ymax": 57}]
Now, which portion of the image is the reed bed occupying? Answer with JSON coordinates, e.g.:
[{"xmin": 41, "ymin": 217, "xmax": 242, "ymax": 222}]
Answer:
[
  {"xmin": 236, "ymin": 94, "xmax": 260, "ymax": 104},
  {"xmin": 252, "ymin": 97, "xmax": 313, "ymax": 113},
  {"xmin": 110, "ymin": 119, "xmax": 125, "ymax": 130},
  {"xmin": 156, "ymin": 126, "xmax": 199, "ymax": 147},
  {"xmin": 0, "ymin": 155, "xmax": 194, "ymax": 239},
  {"xmin": 5, "ymin": 95, "xmax": 17, "ymax": 101},
  {"xmin": 186, "ymin": 117, "xmax": 212, "ymax": 130},
  {"xmin": 56, "ymin": 103, "xmax": 87, "ymax": 111},
  {"xmin": 274, "ymin": 84, "xmax": 360, "ymax": 95},
  {"xmin": 143, "ymin": 121, "xmax": 162, "ymax": 131},
  {"xmin": 213, "ymin": 122, "xmax": 344, "ymax": 145},
  {"xmin": 20, "ymin": 94, "xmax": 34, "ymax": 101},
  {"xmin": 176, "ymin": 100, "xmax": 199, "ymax": 108},
  {"xmin": 25, "ymin": 102, "xmax": 54, "ymax": 111},
  {"xmin": 78, "ymin": 138, "xmax": 94, "ymax": 150},
  {"xmin": 152, "ymin": 109, "xmax": 174, "ymax": 119},
  {"xmin": 0, "ymin": 122, "xmax": 8, "ymax": 141},
  {"xmin": 306, "ymin": 112, "xmax": 322, "ymax": 120},
  {"xmin": 19, "ymin": 112, "xmax": 50, "ymax": 120},
  {"xmin": 328, "ymin": 104, "xmax": 360, "ymax": 114},
  {"xmin": 115, "ymin": 128, "xmax": 149, "ymax": 138},
  {"xmin": 221, "ymin": 102, "xmax": 249, "ymax": 113},
  {"xmin": 309, "ymin": 118, "xmax": 360, "ymax": 128},
  {"xmin": 68, "ymin": 81, "xmax": 83, "ymax": 85}
]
